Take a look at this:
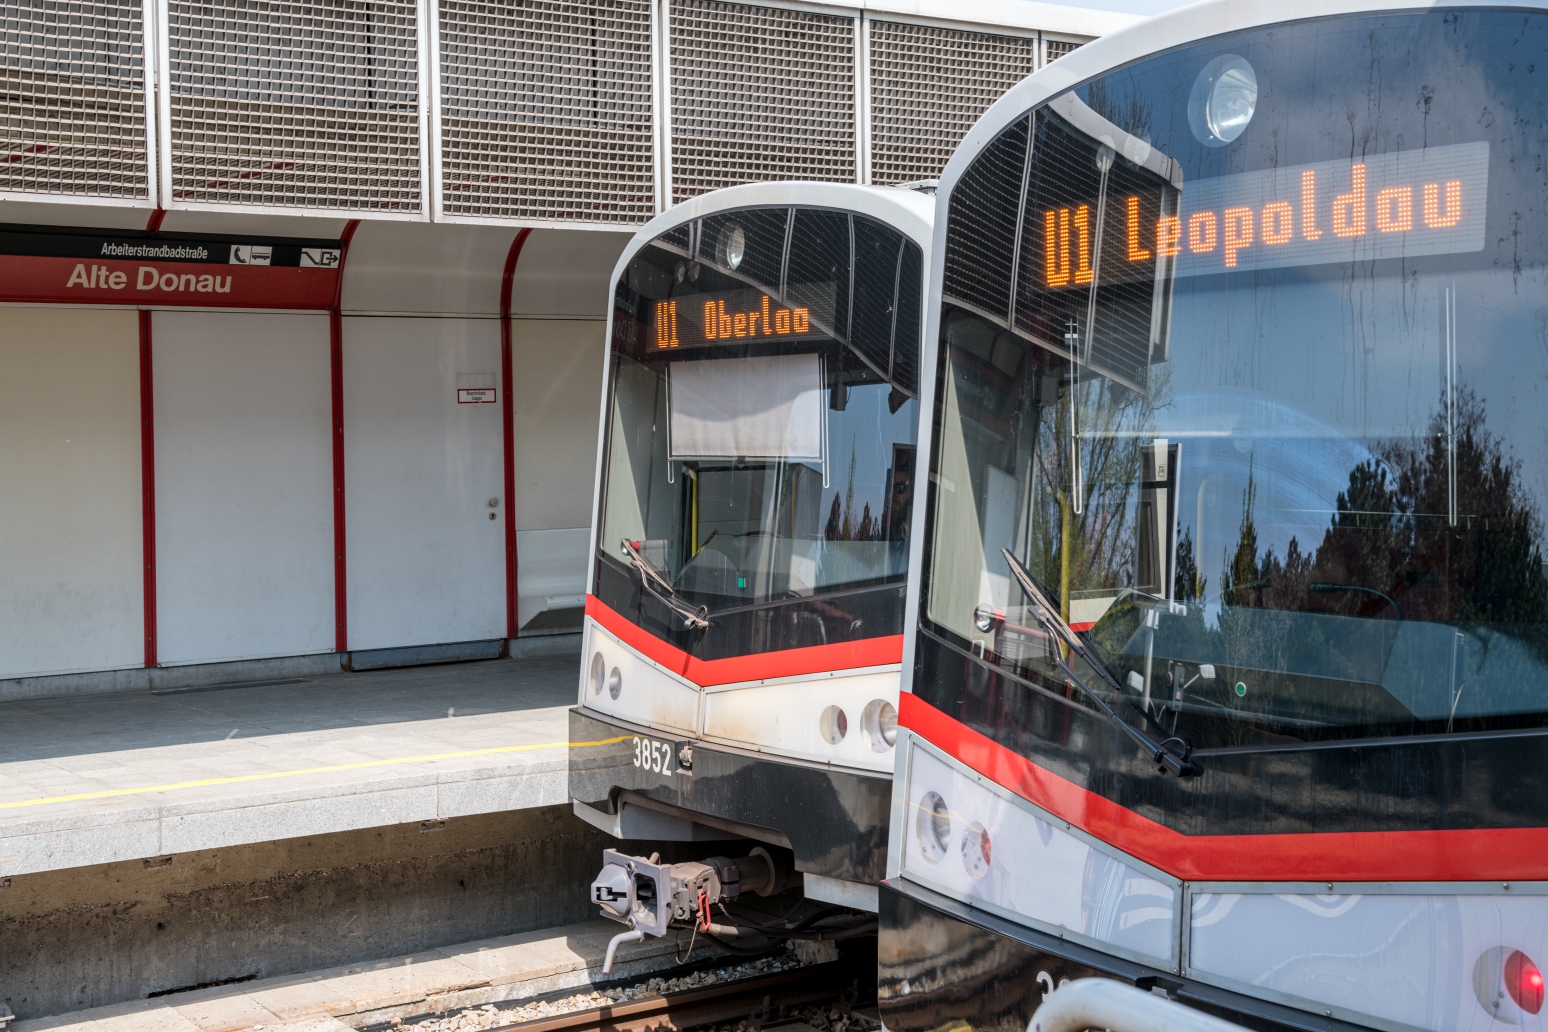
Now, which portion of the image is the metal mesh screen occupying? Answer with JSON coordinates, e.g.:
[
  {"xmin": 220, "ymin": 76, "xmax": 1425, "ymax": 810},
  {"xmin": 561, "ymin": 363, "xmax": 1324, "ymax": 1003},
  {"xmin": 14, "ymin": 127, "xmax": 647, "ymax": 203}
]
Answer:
[
  {"xmin": 868, "ymin": 20, "xmax": 1034, "ymax": 186},
  {"xmin": 669, "ymin": 0, "xmax": 855, "ymax": 203},
  {"xmin": 1, "ymin": 0, "xmax": 147, "ymax": 198},
  {"xmin": 1045, "ymin": 38, "xmax": 1082, "ymax": 61},
  {"xmin": 440, "ymin": 0, "xmax": 654, "ymax": 224},
  {"xmin": 167, "ymin": 0, "xmax": 423, "ymax": 211}
]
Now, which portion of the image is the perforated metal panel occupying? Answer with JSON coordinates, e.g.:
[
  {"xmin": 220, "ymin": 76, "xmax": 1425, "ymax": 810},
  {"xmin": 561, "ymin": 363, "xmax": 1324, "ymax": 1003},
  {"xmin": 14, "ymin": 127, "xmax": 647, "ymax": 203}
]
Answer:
[
  {"xmin": 669, "ymin": 0, "xmax": 855, "ymax": 203},
  {"xmin": 1044, "ymin": 38, "xmax": 1082, "ymax": 61},
  {"xmin": 869, "ymin": 20, "xmax": 1034, "ymax": 187},
  {"xmin": 1, "ymin": 0, "xmax": 147, "ymax": 199},
  {"xmin": 167, "ymin": 0, "xmax": 423, "ymax": 211},
  {"xmin": 440, "ymin": 0, "xmax": 654, "ymax": 224}
]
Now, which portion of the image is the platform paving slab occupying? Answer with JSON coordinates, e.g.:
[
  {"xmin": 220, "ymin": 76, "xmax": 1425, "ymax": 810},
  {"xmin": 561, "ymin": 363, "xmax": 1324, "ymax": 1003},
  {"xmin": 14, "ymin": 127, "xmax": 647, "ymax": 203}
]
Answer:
[
  {"xmin": 0, "ymin": 654, "xmax": 586, "ymax": 876},
  {"xmin": 11, "ymin": 921, "xmax": 710, "ymax": 1032}
]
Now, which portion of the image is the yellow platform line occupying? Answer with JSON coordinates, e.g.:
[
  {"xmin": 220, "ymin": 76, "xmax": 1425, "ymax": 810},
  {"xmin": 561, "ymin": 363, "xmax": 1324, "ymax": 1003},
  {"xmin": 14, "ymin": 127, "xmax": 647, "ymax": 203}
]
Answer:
[{"xmin": 0, "ymin": 735, "xmax": 632, "ymax": 812}]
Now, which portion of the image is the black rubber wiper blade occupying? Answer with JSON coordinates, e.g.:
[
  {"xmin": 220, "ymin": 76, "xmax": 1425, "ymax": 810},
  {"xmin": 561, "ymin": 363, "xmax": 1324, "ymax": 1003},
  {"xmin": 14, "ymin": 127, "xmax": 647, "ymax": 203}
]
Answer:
[
  {"xmin": 621, "ymin": 539, "xmax": 710, "ymax": 631},
  {"xmin": 1000, "ymin": 548, "xmax": 1198, "ymax": 777}
]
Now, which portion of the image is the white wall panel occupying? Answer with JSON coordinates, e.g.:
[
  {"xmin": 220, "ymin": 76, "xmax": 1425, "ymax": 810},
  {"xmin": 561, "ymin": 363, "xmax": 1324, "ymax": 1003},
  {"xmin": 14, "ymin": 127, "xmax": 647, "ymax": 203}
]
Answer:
[
  {"xmin": 0, "ymin": 308, "xmax": 143, "ymax": 678},
  {"xmin": 508, "ymin": 230, "xmax": 630, "ymax": 318},
  {"xmin": 154, "ymin": 311, "xmax": 334, "ymax": 665},
  {"xmin": 341, "ymin": 223, "xmax": 519, "ymax": 317},
  {"xmin": 343, "ymin": 316, "xmax": 504, "ymax": 651},
  {"xmin": 511, "ymin": 319, "xmax": 606, "ymax": 531},
  {"xmin": 511, "ymin": 318, "xmax": 606, "ymax": 630}
]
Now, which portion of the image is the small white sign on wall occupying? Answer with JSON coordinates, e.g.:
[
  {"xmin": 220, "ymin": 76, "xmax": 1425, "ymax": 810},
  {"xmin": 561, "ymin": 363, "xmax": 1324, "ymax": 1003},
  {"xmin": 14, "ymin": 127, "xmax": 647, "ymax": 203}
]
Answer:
[{"xmin": 457, "ymin": 372, "xmax": 497, "ymax": 405}]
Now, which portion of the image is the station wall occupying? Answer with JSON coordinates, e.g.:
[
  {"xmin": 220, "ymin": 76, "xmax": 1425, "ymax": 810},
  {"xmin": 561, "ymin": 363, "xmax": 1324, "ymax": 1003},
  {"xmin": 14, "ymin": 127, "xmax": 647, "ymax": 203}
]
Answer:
[
  {"xmin": 0, "ymin": 220, "xmax": 628, "ymax": 690},
  {"xmin": 0, "ymin": 309, "xmax": 144, "ymax": 679},
  {"xmin": 153, "ymin": 312, "xmax": 336, "ymax": 666},
  {"xmin": 510, "ymin": 318, "xmax": 607, "ymax": 632}
]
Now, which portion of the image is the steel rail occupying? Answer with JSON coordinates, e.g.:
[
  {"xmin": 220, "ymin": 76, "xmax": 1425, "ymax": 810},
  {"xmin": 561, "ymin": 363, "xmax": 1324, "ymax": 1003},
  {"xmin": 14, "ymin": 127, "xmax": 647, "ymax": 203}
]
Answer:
[{"xmin": 484, "ymin": 962, "xmax": 864, "ymax": 1032}]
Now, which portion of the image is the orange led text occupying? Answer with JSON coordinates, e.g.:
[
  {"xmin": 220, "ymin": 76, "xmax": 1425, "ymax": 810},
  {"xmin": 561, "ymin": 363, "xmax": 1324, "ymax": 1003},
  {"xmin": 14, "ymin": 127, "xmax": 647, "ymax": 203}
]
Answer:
[
  {"xmin": 1044, "ymin": 206, "xmax": 1094, "ymax": 287},
  {"xmin": 654, "ymin": 300, "xmax": 680, "ymax": 347},
  {"xmin": 702, "ymin": 296, "xmax": 809, "ymax": 340},
  {"xmin": 1046, "ymin": 165, "xmax": 1470, "ymax": 286}
]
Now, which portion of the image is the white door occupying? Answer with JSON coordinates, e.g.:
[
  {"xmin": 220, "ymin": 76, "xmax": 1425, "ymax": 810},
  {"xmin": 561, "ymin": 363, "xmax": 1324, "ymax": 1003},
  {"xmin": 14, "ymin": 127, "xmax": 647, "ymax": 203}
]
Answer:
[
  {"xmin": 343, "ymin": 316, "xmax": 505, "ymax": 651},
  {"xmin": 154, "ymin": 311, "xmax": 335, "ymax": 665}
]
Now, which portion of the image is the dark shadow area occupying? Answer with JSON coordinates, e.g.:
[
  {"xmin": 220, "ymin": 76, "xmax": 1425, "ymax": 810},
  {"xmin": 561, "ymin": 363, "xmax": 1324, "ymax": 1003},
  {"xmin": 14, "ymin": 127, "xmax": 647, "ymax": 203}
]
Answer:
[{"xmin": 0, "ymin": 806, "xmax": 685, "ymax": 1020}]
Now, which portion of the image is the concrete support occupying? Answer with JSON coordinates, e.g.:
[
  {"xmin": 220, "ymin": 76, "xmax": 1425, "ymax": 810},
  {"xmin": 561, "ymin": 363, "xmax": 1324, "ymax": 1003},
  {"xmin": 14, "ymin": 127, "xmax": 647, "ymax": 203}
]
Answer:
[{"xmin": 0, "ymin": 806, "xmax": 690, "ymax": 1021}]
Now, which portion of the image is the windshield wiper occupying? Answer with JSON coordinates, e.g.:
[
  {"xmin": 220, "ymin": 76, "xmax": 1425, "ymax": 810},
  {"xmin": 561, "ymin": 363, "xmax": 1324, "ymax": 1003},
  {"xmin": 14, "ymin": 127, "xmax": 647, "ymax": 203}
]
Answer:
[
  {"xmin": 621, "ymin": 539, "xmax": 710, "ymax": 631},
  {"xmin": 999, "ymin": 548, "xmax": 1199, "ymax": 777}
]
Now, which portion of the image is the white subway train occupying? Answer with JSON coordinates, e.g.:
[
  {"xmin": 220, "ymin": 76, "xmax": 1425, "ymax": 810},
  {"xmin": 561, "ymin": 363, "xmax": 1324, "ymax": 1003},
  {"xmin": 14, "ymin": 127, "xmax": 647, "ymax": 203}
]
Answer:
[
  {"xmin": 569, "ymin": 180, "xmax": 932, "ymax": 965},
  {"xmin": 885, "ymin": 2, "xmax": 1548, "ymax": 1032}
]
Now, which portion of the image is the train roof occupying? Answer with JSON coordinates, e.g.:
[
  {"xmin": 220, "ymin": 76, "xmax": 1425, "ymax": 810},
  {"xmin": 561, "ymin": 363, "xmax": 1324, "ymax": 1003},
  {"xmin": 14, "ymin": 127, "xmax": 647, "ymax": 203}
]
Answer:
[
  {"xmin": 939, "ymin": 0, "xmax": 1548, "ymax": 201},
  {"xmin": 610, "ymin": 181, "xmax": 937, "ymax": 288}
]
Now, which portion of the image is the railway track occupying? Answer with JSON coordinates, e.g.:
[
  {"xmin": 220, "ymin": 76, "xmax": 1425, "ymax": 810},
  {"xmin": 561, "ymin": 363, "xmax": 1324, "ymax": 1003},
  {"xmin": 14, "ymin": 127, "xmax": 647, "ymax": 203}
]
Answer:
[{"xmin": 484, "ymin": 960, "xmax": 872, "ymax": 1032}]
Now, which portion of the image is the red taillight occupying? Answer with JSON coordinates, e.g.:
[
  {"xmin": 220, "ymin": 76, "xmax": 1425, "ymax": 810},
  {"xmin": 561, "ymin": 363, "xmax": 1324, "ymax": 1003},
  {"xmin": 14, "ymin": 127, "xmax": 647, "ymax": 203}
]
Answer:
[{"xmin": 1505, "ymin": 950, "xmax": 1545, "ymax": 1015}]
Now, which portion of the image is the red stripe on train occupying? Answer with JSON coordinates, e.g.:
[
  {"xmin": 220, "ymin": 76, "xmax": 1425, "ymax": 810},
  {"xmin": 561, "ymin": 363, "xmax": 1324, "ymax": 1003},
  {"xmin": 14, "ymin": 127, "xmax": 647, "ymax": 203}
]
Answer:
[
  {"xmin": 586, "ymin": 594, "xmax": 903, "ymax": 687},
  {"xmin": 900, "ymin": 691, "xmax": 1548, "ymax": 882}
]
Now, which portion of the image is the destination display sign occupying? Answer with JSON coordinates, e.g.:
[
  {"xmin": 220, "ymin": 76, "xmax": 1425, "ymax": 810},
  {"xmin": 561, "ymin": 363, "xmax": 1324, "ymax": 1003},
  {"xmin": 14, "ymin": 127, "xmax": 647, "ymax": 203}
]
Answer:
[
  {"xmin": 647, "ymin": 287, "xmax": 832, "ymax": 351},
  {"xmin": 1041, "ymin": 141, "xmax": 1489, "ymax": 288},
  {"xmin": 0, "ymin": 226, "xmax": 345, "ymax": 309}
]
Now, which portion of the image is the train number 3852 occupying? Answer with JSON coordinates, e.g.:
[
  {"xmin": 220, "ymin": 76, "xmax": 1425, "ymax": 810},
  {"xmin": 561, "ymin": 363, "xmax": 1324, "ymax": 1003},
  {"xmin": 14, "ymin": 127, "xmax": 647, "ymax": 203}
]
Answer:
[{"xmin": 632, "ymin": 735, "xmax": 675, "ymax": 776}]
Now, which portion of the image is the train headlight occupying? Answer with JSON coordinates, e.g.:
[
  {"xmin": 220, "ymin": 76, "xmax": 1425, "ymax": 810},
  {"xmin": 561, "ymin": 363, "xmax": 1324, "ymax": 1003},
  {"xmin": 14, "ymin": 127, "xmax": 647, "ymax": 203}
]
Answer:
[
  {"xmin": 862, "ymin": 699, "xmax": 898, "ymax": 751},
  {"xmin": 722, "ymin": 224, "xmax": 746, "ymax": 270},
  {"xmin": 1190, "ymin": 55, "xmax": 1257, "ymax": 147},
  {"xmin": 960, "ymin": 821, "xmax": 992, "ymax": 880},
  {"xmin": 915, "ymin": 791, "xmax": 951, "ymax": 864},
  {"xmin": 608, "ymin": 667, "xmax": 623, "ymax": 699},
  {"xmin": 590, "ymin": 651, "xmax": 606, "ymax": 695},
  {"xmin": 820, "ymin": 705, "xmax": 849, "ymax": 744}
]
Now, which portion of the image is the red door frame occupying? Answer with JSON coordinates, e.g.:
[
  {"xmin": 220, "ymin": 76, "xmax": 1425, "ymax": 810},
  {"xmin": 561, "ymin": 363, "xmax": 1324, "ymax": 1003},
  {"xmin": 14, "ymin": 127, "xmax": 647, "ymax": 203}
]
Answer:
[
  {"xmin": 137, "ymin": 211, "xmax": 361, "ymax": 666},
  {"xmin": 139, "ymin": 309, "xmax": 157, "ymax": 667},
  {"xmin": 330, "ymin": 219, "xmax": 362, "ymax": 654},
  {"xmin": 139, "ymin": 208, "xmax": 164, "ymax": 667},
  {"xmin": 500, "ymin": 229, "xmax": 533, "ymax": 641}
]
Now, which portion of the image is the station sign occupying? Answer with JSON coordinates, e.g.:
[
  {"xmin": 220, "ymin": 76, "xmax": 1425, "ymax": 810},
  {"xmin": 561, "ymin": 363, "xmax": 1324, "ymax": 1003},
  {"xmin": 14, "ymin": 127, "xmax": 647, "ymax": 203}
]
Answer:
[{"xmin": 0, "ymin": 225, "xmax": 345, "ymax": 309}]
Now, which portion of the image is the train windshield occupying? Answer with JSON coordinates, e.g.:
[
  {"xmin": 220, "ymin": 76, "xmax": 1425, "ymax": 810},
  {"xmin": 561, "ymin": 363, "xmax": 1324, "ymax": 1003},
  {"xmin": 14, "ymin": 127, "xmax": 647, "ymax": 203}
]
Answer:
[
  {"xmin": 600, "ymin": 206, "xmax": 922, "ymax": 655},
  {"xmin": 921, "ymin": 10, "xmax": 1548, "ymax": 747}
]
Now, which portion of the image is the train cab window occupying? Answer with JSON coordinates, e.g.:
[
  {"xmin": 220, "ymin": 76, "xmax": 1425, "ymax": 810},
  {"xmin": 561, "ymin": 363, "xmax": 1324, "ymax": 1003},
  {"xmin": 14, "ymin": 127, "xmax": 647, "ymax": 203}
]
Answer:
[
  {"xmin": 600, "ymin": 205, "xmax": 923, "ymax": 657},
  {"xmin": 920, "ymin": 11, "xmax": 1548, "ymax": 748}
]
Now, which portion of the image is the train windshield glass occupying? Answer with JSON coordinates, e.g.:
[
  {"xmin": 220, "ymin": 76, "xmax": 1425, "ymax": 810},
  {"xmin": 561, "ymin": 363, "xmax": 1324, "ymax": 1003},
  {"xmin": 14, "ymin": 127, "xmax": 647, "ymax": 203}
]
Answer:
[
  {"xmin": 601, "ymin": 206, "xmax": 922, "ymax": 645},
  {"xmin": 922, "ymin": 11, "xmax": 1548, "ymax": 746}
]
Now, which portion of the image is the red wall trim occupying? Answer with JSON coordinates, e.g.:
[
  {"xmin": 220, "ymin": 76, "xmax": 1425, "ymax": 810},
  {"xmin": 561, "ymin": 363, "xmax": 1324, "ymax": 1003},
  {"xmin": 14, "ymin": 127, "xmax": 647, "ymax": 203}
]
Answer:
[
  {"xmin": 138, "ymin": 310, "xmax": 157, "ymax": 668},
  {"xmin": 899, "ymin": 691, "xmax": 1548, "ymax": 883},
  {"xmin": 500, "ymin": 228, "xmax": 533, "ymax": 640},
  {"xmin": 586, "ymin": 594, "xmax": 904, "ymax": 686},
  {"xmin": 138, "ymin": 205, "xmax": 163, "ymax": 667},
  {"xmin": 330, "ymin": 219, "xmax": 362, "ymax": 654}
]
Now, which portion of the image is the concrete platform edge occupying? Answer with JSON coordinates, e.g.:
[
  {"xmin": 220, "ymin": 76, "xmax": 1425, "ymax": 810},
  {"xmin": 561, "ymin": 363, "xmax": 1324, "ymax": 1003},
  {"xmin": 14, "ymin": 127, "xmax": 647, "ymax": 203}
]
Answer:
[{"xmin": 0, "ymin": 635, "xmax": 578, "ymax": 704}]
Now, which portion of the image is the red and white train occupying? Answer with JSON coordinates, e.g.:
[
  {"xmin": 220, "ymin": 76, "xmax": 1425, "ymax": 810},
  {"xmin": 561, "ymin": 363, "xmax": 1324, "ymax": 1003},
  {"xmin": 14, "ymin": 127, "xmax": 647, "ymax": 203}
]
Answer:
[
  {"xmin": 886, "ymin": 2, "xmax": 1548, "ymax": 1031},
  {"xmin": 576, "ymin": 2, "xmax": 1548, "ymax": 1028}
]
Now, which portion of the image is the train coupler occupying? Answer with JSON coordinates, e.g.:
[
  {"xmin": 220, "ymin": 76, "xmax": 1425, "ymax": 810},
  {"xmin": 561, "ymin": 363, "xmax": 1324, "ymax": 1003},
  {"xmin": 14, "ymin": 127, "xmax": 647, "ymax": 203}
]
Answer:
[{"xmin": 589, "ymin": 846, "xmax": 789, "ymax": 972}]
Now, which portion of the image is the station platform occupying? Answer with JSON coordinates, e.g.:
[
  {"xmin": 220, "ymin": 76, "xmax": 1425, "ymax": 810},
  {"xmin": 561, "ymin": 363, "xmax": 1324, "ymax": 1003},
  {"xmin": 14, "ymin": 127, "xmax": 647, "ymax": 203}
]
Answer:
[{"xmin": 0, "ymin": 651, "xmax": 585, "ymax": 878}]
